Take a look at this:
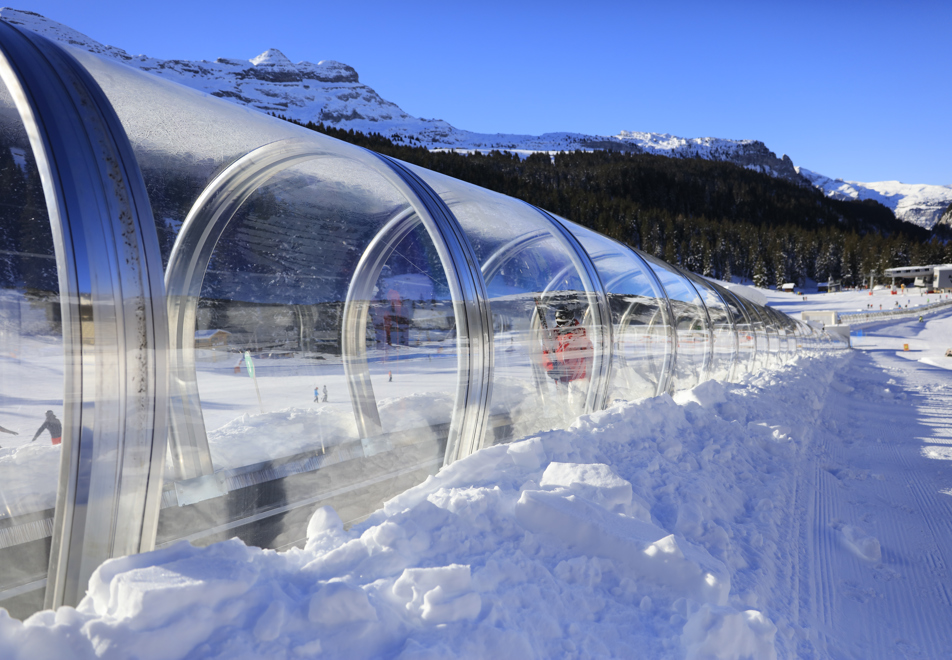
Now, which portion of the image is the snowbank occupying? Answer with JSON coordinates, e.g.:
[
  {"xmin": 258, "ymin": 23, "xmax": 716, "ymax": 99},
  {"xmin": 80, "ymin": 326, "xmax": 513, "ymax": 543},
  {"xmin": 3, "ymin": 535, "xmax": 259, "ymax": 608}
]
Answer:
[{"xmin": 0, "ymin": 353, "xmax": 841, "ymax": 659}]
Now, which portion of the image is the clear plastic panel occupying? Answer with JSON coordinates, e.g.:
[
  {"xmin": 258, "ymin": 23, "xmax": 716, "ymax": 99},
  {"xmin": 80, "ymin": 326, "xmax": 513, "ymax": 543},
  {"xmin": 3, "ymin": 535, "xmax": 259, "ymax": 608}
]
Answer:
[
  {"xmin": 680, "ymin": 272, "xmax": 735, "ymax": 382},
  {"xmin": 761, "ymin": 307, "xmax": 782, "ymax": 367},
  {"xmin": 67, "ymin": 47, "xmax": 327, "ymax": 263},
  {"xmin": 0, "ymin": 81, "xmax": 59, "ymax": 617},
  {"xmin": 709, "ymin": 283, "xmax": 755, "ymax": 380},
  {"xmin": 560, "ymin": 221, "xmax": 674, "ymax": 402},
  {"xmin": 156, "ymin": 156, "xmax": 458, "ymax": 551},
  {"xmin": 413, "ymin": 168, "xmax": 606, "ymax": 444},
  {"xmin": 638, "ymin": 252, "xmax": 713, "ymax": 390},
  {"xmin": 764, "ymin": 307, "xmax": 788, "ymax": 363},
  {"xmin": 806, "ymin": 324, "xmax": 817, "ymax": 352},
  {"xmin": 734, "ymin": 295, "xmax": 768, "ymax": 371},
  {"xmin": 782, "ymin": 312, "xmax": 799, "ymax": 359},
  {"xmin": 786, "ymin": 320, "xmax": 799, "ymax": 357},
  {"xmin": 777, "ymin": 309, "xmax": 795, "ymax": 361}
]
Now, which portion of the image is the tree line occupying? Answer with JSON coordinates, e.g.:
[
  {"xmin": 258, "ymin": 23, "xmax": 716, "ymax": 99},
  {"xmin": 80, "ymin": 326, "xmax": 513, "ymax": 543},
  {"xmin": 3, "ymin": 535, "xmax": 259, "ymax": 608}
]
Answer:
[{"xmin": 279, "ymin": 116, "xmax": 951, "ymax": 288}]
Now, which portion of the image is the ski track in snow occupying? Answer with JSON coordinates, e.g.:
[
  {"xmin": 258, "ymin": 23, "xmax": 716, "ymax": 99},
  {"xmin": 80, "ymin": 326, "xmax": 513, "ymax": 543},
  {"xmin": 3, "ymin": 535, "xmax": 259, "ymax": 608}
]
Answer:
[{"xmin": 786, "ymin": 312, "xmax": 952, "ymax": 659}]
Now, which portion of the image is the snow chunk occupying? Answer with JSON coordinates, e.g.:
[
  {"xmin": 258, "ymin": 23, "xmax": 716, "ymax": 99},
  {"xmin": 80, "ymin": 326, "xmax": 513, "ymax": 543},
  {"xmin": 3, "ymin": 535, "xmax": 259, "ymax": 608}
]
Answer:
[
  {"xmin": 515, "ymin": 488, "xmax": 730, "ymax": 605},
  {"xmin": 682, "ymin": 605, "xmax": 778, "ymax": 660},
  {"xmin": 507, "ymin": 437, "xmax": 546, "ymax": 470},
  {"xmin": 82, "ymin": 541, "xmax": 253, "ymax": 622},
  {"xmin": 392, "ymin": 565, "xmax": 480, "ymax": 624},
  {"xmin": 673, "ymin": 380, "xmax": 728, "ymax": 408},
  {"xmin": 539, "ymin": 462, "xmax": 633, "ymax": 511},
  {"xmin": 305, "ymin": 505, "xmax": 346, "ymax": 552},
  {"xmin": 253, "ymin": 601, "xmax": 286, "ymax": 642},
  {"xmin": 309, "ymin": 581, "xmax": 377, "ymax": 625},
  {"xmin": 838, "ymin": 524, "xmax": 882, "ymax": 563}
]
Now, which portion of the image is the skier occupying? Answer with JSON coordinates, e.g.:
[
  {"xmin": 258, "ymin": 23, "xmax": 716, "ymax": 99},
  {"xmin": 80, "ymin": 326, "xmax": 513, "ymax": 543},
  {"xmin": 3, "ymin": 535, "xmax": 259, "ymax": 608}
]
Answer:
[
  {"xmin": 541, "ymin": 305, "xmax": 592, "ymax": 413},
  {"xmin": 314, "ymin": 385, "xmax": 320, "ymax": 402},
  {"xmin": 322, "ymin": 385, "xmax": 328, "ymax": 403},
  {"xmin": 32, "ymin": 410, "xmax": 62, "ymax": 445},
  {"xmin": 388, "ymin": 370, "xmax": 392, "ymax": 382}
]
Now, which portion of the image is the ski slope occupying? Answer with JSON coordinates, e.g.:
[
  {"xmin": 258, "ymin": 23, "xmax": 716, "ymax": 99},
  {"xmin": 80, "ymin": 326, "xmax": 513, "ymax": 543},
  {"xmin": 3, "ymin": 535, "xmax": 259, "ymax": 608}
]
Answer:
[{"xmin": 2, "ymin": 291, "xmax": 952, "ymax": 659}]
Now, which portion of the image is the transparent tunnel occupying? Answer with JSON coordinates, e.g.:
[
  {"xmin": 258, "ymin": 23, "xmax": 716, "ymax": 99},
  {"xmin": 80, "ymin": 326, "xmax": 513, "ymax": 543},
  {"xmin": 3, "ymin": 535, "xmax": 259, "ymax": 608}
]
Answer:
[{"xmin": 0, "ymin": 22, "xmax": 846, "ymax": 618}]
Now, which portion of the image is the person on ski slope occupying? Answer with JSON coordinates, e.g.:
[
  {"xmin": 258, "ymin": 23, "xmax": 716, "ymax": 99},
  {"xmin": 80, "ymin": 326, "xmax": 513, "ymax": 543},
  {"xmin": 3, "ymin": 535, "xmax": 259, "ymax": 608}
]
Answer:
[
  {"xmin": 32, "ymin": 410, "xmax": 62, "ymax": 445},
  {"xmin": 542, "ymin": 305, "xmax": 592, "ymax": 383}
]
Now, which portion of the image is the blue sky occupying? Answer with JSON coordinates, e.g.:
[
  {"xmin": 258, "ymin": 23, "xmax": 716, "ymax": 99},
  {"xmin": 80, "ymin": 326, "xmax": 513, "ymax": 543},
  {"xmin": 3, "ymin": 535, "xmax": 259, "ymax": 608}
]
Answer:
[{"xmin": 13, "ymin": 0, "xmax": 951, "ymax": 185}]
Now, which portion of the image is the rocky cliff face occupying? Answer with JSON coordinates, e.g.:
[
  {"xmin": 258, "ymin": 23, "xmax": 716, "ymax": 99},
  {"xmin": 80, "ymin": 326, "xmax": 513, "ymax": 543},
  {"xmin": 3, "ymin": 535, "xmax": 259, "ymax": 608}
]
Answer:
[
  {"xmin": 2, "ymin": 8, "xmax": 947, "ymax": 227},
  {"xmin": 938, "ymin": 203, "xmax": 952, "ymax": 229}
]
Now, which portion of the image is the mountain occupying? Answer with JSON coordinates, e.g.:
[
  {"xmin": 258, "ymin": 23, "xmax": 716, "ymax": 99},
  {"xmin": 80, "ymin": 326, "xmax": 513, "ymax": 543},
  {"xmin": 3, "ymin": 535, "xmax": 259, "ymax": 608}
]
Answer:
[
  {"xmin": 797, "ymin": 167, "xmax": 952, "ymax": 231},
  {"xmin": 2, "ymin": 8, "xmax": 949, "ymax": 230},
  {"xmin": 0, "ymin": 9, "xmax": 810, "ymax": 183}
]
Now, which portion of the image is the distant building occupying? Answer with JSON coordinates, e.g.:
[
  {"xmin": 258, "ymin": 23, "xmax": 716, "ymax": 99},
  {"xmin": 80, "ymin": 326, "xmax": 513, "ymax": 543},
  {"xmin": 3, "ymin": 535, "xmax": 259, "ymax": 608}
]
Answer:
[
  {"xmin": 884, "ymin": 264, "xmax": 952, "ymax": 290},
  {"xmin": 194, "ymin": 329, "xmax": 231, "ymax": 349},
  {"xmin": 802, "ymin": 311, "xmax": 839, "ymax": 327}
]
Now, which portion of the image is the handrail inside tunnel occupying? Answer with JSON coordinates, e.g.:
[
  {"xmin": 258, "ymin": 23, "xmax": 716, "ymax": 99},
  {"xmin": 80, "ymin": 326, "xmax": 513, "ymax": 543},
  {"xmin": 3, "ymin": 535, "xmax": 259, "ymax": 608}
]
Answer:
[{"xmin": 0, "ymin": 21, "xmax": 845, "ymax": 620}]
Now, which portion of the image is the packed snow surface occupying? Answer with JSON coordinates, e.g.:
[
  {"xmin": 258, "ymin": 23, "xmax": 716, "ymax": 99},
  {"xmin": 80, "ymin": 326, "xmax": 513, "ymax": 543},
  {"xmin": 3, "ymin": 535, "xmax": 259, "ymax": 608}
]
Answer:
[{"xmin": 3, "ymin": 290, "xmax": 952, "ymax": 658}]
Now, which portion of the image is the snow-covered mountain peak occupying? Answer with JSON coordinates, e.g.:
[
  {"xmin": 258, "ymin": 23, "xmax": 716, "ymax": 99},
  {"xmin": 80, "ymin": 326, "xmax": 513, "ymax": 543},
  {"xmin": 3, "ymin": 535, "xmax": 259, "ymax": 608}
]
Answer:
[
  {"xmin": 797, "ymin": 167, "xmax": 952, "ymax": 230},
  {"xmin": 250, "ymin": 48, "xmax": 292, "ymax": 67}
]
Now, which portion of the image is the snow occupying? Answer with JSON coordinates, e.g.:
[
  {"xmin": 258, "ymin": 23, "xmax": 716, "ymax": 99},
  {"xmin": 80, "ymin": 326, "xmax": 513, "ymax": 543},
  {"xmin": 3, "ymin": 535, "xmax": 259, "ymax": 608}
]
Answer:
[{"xmin": 3, "ymin": 287, "xmax": 952, "ymax": 658}]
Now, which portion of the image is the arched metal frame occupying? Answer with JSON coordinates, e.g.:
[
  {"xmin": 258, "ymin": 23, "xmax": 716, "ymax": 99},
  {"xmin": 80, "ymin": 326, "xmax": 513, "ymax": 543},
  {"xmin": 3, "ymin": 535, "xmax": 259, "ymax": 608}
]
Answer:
[
  {"xmin": 613, "ymin": 247, "xmax": 679, "ymax": 395},
  {"xmin": 761, "ymin": 306, "xmax": 785, "ymax": 366},
  {"xmin": 587, "ymin": 252, "xmax": 678, "ymax": 398},
  {"xmin": 509, "ymin": 219, "xmax": 678, "ymax": 401},
  {"xmin": 636, "ymin": 250, "xmax": 716, "ymax": 391},
  {"xmin": 532, "ymin": 209, "xmax": 612, "ymax": 414},
  {"xmin": 709, "ymin": 283, "xmax": 757, "ymax": 381},
  {"xmin": 0, "ymin": 23, "xmax": 169, "ymax": 609},
  {"xmin": 364, "ymin": 155, "xmax": 493, "ymax": 465},
  {"xmin": 164, "ymin": 140, "xmax": 493, "ymax": 476},
  {"xmin": 677, "ymin": 268, "xmax": 738, "ymax": 382},
  {"xmin": 468, "ymin": 209, "xmax": 613, "ymax": 422},
  {"xmin": 740, "ymin": 296, "xmax": 770, "ymax": 371}
]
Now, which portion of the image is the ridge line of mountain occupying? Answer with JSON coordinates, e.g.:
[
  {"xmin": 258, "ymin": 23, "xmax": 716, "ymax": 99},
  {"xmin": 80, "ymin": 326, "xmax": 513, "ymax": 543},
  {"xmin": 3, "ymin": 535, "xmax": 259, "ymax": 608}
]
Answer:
[{"xmin": 1, "ymin": 7, "xmax": 949, "ymax": 229}]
